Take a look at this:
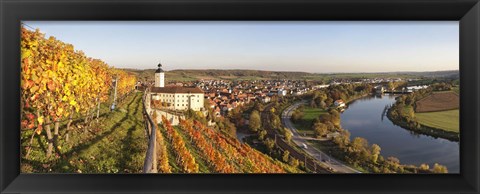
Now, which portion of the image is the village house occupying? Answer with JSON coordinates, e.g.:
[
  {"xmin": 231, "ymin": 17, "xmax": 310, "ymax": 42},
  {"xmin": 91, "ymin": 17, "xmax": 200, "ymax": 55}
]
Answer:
[{"xmin": 334, "ymin": 99, "xmax": 346, "ymax": 108}]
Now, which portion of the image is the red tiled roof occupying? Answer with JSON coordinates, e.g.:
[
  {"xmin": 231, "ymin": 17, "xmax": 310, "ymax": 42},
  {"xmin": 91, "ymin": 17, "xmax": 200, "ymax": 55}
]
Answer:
[{"xmin": 150, "ymin": 86, "xmax": 204, "ymax": 94}]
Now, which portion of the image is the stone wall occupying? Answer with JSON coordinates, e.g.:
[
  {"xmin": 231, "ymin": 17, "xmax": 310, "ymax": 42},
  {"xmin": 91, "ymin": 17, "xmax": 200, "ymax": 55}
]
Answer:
[{"xmin": 150, "ymin": 109, "xmax": 184, "ymax": 126}]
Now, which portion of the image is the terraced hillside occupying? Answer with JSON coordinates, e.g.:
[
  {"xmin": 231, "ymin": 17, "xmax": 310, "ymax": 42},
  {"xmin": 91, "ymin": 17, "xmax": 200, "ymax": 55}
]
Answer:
[{"xmin": 157, "ymin": 117, "xmax": 301, "ymax": 173}]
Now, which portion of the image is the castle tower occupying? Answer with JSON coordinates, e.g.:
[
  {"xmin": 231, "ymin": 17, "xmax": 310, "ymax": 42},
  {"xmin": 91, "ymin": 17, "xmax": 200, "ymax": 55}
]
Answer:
[{"xmin": 155, "ymin": 62, "xmax": 165, "ymax": 87}]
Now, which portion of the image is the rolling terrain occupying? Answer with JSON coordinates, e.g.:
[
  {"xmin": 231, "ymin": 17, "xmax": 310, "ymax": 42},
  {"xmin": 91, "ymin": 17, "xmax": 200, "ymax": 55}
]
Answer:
[{"xmin": 124, "ymin": 68, "xmax": 459, "ymax": 82}]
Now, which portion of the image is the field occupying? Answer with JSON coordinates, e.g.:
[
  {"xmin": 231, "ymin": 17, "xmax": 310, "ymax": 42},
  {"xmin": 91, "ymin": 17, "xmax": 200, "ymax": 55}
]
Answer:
[
  {"xmin": 413, "ymin": 91, "xmax": 459, "ymax": 133},
  {"xmin": 452, "ymin": 86, "xmax": 460, "ymax": 94},
  {"xmin": 293, "ymin": 107, "xmax": 328, "ymax": 135},
  {"xmin": 415, "ymin": 109, "xmax": 459, "ymax": 133},
  {"xmin": 415, "ymin": 91, "xmax": 459, "ymax": 113}
]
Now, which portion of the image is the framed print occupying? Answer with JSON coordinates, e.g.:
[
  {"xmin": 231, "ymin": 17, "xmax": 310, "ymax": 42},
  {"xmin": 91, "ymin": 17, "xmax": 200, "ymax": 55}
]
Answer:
[{"xmin": 1, "ymin": 0, "xmax": 479, "ymax": 193}]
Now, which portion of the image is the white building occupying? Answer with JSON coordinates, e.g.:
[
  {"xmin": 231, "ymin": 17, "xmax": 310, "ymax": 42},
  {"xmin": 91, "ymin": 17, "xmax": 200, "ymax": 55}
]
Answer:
[
  {"xmin": 150, "ymin": 63, "xmax": 204, "ymax": 111},
  {"xmin": 375, "ymin": 86, "xmax": 385, "ymax": 94},
  {"xmin": 154, "ymin": 64, "xmax": 165, "ymax": 87},
  {"xmin": 261, "ymin": 96, "xmax": 271, "ymax": 103},
  {"xmin": 312, "ymin": 84, "xmax": 330, "ymax": 90},
  {"xmin": 334, "ymin": 99, "xmax": 346, "ymax": 108},
  {"xmin": 278, "ymin": 89, "xmax": 287, "ymax": 96}
]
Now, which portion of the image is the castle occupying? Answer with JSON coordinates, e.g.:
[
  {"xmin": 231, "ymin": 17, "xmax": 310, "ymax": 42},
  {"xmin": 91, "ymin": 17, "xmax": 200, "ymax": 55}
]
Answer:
[{"xmin": 150, "ymin": 63, "xmax": 204, "ymax": 111}]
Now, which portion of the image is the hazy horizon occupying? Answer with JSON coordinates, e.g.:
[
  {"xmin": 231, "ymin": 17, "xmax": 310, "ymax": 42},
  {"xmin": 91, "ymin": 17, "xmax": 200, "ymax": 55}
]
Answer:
[
  {"xmin": 23, "ymin": 21, "xmax": 459, "ymax": 73},
  {"xmin": 127, "ymin": 68, "xmax": 459, "ymax": 74}
]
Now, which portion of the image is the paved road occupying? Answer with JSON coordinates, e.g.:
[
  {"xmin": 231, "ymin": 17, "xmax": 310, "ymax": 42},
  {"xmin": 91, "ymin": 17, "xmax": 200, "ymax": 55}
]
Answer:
[
  {"xmin": 261, "ymin": 103, "xmax": 330, "ymax": 173},
  {"xmin": 282, "ymin": 101, "xmax": 360, "ymax": 173}
]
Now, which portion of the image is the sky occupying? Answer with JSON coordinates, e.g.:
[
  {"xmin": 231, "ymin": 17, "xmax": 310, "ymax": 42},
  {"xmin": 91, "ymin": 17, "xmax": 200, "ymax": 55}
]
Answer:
[{"xmin": 23, "ymin": 21, "xmax": 459, "ymax": 73}]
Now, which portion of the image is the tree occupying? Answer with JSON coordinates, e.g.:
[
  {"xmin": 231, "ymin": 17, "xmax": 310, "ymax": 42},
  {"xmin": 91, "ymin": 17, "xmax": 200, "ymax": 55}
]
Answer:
[
  {"xmin": 333, "ymin": 129, "xmax": 351, "ymax": 150},
  {"xmin": 291, "ymin": 110, "xmax": 304, "ymax": 123},
  {"xmin": 224, "ymin": 120, "xmax": 237, "ymax": 137},
  {"xmin": 258, "ymin": 129, "xmax": 267, "ymax": 140},
  {"xmin": 284, "ymin": 130, "xmax": 292, "ymax": 142},
  {"xmin": 419, "ymin": 163, "xmax": 430, "ymax": 171},
  {"xmin": 388, "ymin": 82, "xmax": 395, "ymax": 91},
  {"xmin": 269, "ymin": 107, "xmax": 276, "ymax": 114},
  {"xmin": 432, "ymin": 163, "xmax": 448, "ymax": 173},
  {"xmin": 328, "ymin": 109, "xmax": 341, "ymax": 127},
  {"xmin": 313, "ymin": 122, "xmax": 328, "ymax": 138},
  {"xmin": 325, "ymin": 98, "xmax": 333, "ymax": 107},
  {"xmin": 282, "ymin": 150, "xmax": 290, "ymax": 163},
  {"xmin": 318, "ymin": 100, "xmax": 327, "ymax": 109},
  {"xmin": 318, "ymin": 114, "xmax": 331, "ymax": 123},
  {"xmin": 270, "ymin": 114, "xmax": 281, "ymax": 130},
  {"xmin": 249, "ymin": 110, "xmax": 261, "ymax": 132},
  {"xmin": 405, "ymin": 95, "xmax": 414, "ymax": 106},
  {"xmin": 264, "ymin": 138, "xmax": 276, "ymax": 154},
  {"xmin": 370, "ymin": 144, "xmax": 381, "ymax": 164},
  {"xmin": 386, "ymin": 157, "xmax": 401, "ymax": 171},
  {"xmin": 289, "ymin": 157, "xmax": 299, "ymax": 168},
  {"xmin": 351, "ymin": 137, "xmax": 368, "ymax": 153},
  {"xmin": 314, "ymin": 92, "xmax": 327, "ymax": 108}
]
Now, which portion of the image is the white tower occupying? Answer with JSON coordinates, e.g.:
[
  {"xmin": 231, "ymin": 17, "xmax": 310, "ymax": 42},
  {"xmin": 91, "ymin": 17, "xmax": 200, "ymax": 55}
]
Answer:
[{"xmin": 155, "ymin": 62, "xmax": 165, "ymax": 87}]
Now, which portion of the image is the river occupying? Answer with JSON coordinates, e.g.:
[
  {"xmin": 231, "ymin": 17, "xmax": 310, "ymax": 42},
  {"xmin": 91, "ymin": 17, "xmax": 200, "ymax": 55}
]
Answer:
[{"xmin": 340, "ymin": 94, "xmax": 459, "ymax": 173}]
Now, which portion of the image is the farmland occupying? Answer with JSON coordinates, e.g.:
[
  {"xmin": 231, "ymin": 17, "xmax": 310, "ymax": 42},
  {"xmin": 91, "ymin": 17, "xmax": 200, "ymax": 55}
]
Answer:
[
  {"xmin": 415, "ymin": 91, "xmax": 459, "ymax": 113},
  {"xmin": 416, "ymin": 109, "xmax": 459, "ymax": 133},
  {"xmin": 413, "ymin": 91, "xmax": 459, "ymax": 133}
]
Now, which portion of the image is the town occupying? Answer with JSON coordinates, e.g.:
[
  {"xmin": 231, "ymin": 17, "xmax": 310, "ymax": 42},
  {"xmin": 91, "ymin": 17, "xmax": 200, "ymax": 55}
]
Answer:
[
  {"xmin": 131, "ymin": 63, "xmax": 458, "ymax": 174},
  {"xmin": 137, "ymin": 63, "xmax": 431, "ymax": 118},
  {"xmin": 137, "ymin": 64, "xmax": 440, "ymax": 119}
]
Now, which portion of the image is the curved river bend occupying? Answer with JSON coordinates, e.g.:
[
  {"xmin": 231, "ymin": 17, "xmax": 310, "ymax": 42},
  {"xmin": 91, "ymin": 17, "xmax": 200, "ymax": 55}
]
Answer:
[{"xmin": 340, "ymin": 94, "xmax": 459, "ymax": 173}]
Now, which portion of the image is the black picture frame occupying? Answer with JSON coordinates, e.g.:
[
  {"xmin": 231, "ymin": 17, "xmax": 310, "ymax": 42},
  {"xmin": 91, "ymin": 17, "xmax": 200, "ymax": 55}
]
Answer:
[{"xmin": 1, "ymin": 0, "xmax": 479, "ymax": 193}]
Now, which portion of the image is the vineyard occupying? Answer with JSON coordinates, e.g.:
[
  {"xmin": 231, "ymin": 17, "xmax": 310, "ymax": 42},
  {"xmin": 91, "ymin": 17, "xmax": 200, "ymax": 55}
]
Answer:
[
  {"xmin": 20, "ymin": 27, "xmax": 140, "ymax": 172},
  {"xmin": 157, "ymin": 117, "xmax": 301, "ymax": 173},
  {"xmin": 20, "ymin": 26, "xmax": 302, "ymax": 173}
]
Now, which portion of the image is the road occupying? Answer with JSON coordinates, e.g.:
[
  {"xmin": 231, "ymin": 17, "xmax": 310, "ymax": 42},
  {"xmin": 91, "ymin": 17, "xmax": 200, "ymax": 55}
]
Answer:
[
  {"xmin": 281, "ymin": 101, "xmax": 360, "ymax": 173},
  {"xmin": 261, "ymin": 103, "xmax": 330, "ymax": 173}
]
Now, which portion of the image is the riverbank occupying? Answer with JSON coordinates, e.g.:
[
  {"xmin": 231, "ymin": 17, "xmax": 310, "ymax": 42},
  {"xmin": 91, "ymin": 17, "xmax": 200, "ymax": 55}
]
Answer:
[
  {"xmin": 385, "ymin": 89, "xmax": 459, "ymax": 142},
  {"xmin": 290, "ymin": 93, "xmax": 370, "ymax": 136},
  {"xmin": 286, "ymin": 91, "xmax": 455, "ymax": 173},
  {"xmin": 386, "ymin": 109, "xmax": 459, "ymax": 141},
  {"xmin": 339, "ymin": 94, "xmax": 455, "ymax": 173},
  {"xmin": 344, "ymin": 93, "xmax": 371, "ymax": 105}
]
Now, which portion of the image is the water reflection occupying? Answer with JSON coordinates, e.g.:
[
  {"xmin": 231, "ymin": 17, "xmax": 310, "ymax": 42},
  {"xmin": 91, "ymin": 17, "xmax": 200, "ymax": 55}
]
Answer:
[{"xmin": 341, "ymin": 94, "xmax": 459, "ymax": 173}]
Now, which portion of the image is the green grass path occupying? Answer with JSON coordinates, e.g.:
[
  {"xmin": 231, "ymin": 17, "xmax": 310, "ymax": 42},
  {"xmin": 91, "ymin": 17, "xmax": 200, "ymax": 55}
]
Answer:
[{"xmin": 21, "ymin": 92, "xmax": 148, "ymax": 173}]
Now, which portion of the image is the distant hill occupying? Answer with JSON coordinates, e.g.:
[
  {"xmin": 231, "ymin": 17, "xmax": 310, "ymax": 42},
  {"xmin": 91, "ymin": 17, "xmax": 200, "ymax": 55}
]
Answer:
[
  {"xmin": 122, "ymin": 68, "xmax": 459, "ymax": 82},
  {"xmin": 397, "ymin": 70, "xmax": 459, "ymax": 79},
  {"xmin": 125, "ymin": 69, "xmax": 312, "ymax": 82}
]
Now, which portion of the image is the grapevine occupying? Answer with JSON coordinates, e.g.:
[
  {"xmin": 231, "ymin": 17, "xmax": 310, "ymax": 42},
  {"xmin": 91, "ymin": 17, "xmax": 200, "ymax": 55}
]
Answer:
[
  {"xmin": 152, "ymin": 112, "xmax": 171, "ymax": 173},
  {"xmin": 161, "ymin": 116, "xmax": 199, "ymax": 173},
  {"xmin": 192, "ymin": 120, "xmax": 285, "ymax": 173},
  {"xmin": 179, "ymin": 119, "xmax": 236, "ymax": 173},
  {"xmin": 20, "ymin": 27, "xmax": 137, "ymax": 158}
]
